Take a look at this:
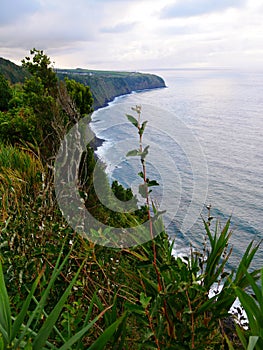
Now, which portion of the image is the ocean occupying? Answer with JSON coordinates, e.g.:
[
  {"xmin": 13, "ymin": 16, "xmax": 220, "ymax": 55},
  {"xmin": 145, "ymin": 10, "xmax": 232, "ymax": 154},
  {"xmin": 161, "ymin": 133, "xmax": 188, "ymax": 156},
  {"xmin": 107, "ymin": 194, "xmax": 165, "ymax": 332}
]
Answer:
[{"xmin": 90, "ymin": 68, "xmax": 263, "ymax": 270}]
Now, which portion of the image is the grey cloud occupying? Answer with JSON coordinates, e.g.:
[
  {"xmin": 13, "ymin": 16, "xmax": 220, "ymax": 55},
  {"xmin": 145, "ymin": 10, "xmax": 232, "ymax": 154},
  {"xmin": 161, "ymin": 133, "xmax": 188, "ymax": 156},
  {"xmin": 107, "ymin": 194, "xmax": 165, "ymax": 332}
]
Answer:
[
  {"xmin": 160, "ymin": 0, "xmax": 247, "ymax": 18},
  {"xmin": 0, "ymin": 0, "xmax": 100, "ymax": 51},
  {"xmin": 0, "ymin": 27, "xmax": 94, "ymax": 55},
  {"xmin": 0, "ymin": 0, "xmax": 40, "ymax": 26},
  {"xmin": 0, "ymin": 23, "xmax": 94, "ymax": 51}
]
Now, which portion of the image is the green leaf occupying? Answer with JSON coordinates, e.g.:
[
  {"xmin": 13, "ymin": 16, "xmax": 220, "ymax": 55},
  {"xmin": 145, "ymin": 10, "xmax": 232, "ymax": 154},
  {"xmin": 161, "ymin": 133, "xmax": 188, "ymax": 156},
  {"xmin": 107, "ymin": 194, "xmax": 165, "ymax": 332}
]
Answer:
[
  {"xmin": 140, "ymin": 293, "xmax": 152, "ymax": 309},
  {"xmin": 33, "ymin": 260, "xmax": 86, "ymax": 349},
  {"xmin": 122, "ymin": 249, "xmax": 149, "ymax": 261},
  {"xmin": 24, "ymin": 342, "xmax": 33, "ymax": 350},
  {"xmin": 0, "ymin": 325, "xmax": 8, "ymax": 347},
  {"xmin": 126, "ymin": 149, "xmax": 139, "ymax": 157},
  {"xmin": 234, "ymin": 241, "xmax": 261, "ymax": 288},
  {"xmin": 126, "ymin": 114, "xmax": 138, "ymax": 128},
  {"xmin": 15, "ymin": 242, "xmax": 73, "ymax": 348},
  {"xmin": 139, "ymin": 184, "xmax": 148, "ymax": 198},
  {"xmin": 147, "ymin": 180, "xmax": 159, "ymax": 187},
  {"xmin": 152, "ymin": 209, "xmax": 166, "ymax": 220},
  {"xmin": 140, "ymin": 145, "xmax": 149, "ymax": 160},
  {"xmin": 203, "ymin": 218, "xmax": 232, "ymax": 289},
  {"xmin": 124, "ymin": 303, "xmax": 145, "ymax": 316},
  {"xmin": 0, "ymin": 335, "xmax": 4, "ymax": 350},
  {"xmin": 235, "ymin": 287, "xmax": 261, "ymax": 332},
  {"xmin": 138, "ymin": 121, "xmax": 148, "ymax": 136},
  {"xmin": 236, "ymin": 325, "xmax": 248, "ymax": 348},
  {"xmin": 139, "ymin": 273, "xmax": 159, "ymax": 292},
  {"xmin": 0, "ymin": 262, "xmax": 11, "ymax": 345},
  {"xmin": 58, "ymin": 306, "xmax": 114, "ymax": 350},
  {"xmin": 88, "ymin": 313, "xmax": 127, "ymax": 350},
  {"xmin": 241, "ymin": 266, "xmax": 263, "ymax": 313},
  {"xmin": 11, "ymin": 267, "xmax": 45, "ymax": 342},
  {"xmin": 248, "ymin": 336, "xmax": 259, "ymax": 350}
]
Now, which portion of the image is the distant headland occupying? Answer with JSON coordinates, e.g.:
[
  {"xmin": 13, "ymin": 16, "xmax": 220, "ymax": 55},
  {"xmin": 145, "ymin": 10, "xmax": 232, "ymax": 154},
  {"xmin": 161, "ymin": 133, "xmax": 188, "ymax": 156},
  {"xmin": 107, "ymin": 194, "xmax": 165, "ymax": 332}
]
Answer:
[{"xmin": 55, "ymin": 68, "xmax": 166, "ymax": 110}]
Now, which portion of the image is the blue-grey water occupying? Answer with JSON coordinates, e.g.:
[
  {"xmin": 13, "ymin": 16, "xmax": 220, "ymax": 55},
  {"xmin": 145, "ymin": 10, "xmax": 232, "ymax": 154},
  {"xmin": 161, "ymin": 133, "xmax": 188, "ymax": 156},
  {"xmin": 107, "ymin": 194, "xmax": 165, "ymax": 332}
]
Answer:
[{"xmin": 90, "ymin": 69, "xmax": 263, "ymax": 270}]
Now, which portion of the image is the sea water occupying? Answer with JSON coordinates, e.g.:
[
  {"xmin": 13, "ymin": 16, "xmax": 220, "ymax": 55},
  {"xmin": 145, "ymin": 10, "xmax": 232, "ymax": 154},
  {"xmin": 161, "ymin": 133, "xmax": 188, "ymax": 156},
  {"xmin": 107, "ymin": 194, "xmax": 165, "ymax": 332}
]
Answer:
[{"xmin": 90, "ymin": 69, "xmax": 263, "ymax": 270}]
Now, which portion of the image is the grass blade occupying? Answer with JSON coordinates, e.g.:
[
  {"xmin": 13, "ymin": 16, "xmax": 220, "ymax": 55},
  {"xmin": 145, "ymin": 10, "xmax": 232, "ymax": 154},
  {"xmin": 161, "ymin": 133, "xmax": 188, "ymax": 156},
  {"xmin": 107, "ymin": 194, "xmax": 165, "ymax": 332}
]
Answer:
[
  {"xmin": 14, "ymin": 241, "xmax": 73, "ymax": 348},
  {"xmin": 236, "ymin": 325, "xmax": 247, "ymax": 349},
  {"xmin": 11, "ymin": 266, "xmax": 45, "ymax": 342},
  {"xmin": 58, "ymin": 305, "xmax": 114, "ymax": 350},
  {"xmin": 248, "ymin": 336, "xmax": 259, "ymax": 350},
  {"xmin": 32, "ymin": 260, "xmax": 86, "ymax": 349},
  {"xmin": 235, "ymin": 287, "xmax": 260, "ymax": 332},
  {"xmin": 0, "ymin": 262, "xmax": 11, "ymax": 345},
  {"xmin": 88, "ymin": 313, "xmax": 127, "ymax": 350}
]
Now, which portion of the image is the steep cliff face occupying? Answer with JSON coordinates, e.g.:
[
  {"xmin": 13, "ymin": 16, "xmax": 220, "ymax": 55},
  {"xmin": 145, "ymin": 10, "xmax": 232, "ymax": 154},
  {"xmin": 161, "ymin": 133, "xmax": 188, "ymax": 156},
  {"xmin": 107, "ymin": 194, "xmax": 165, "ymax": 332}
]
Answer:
[{"xmin": 56, "ymin": 70, "xmax": 166, "ymax": 109}]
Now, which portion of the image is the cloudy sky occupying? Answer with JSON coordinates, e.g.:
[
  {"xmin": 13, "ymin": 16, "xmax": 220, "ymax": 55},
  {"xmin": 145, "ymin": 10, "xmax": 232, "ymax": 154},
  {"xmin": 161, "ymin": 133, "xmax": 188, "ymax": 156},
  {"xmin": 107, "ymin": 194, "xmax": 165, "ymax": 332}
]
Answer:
[{"xmin": 1, "ymin": 0, "xmax": 263, "ymax": 70}]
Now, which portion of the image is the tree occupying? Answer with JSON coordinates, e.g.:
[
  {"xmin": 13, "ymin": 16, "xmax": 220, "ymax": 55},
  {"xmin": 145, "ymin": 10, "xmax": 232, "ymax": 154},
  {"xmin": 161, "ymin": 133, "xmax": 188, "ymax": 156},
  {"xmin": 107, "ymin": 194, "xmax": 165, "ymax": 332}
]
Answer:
[
  {"xmin": 21, "ymin": 50, "xmax": 68, "ymax": 158},
  {"xmin": 65, "ymin": 77, "xmax": 93, "ymax": 117},
  {"xmin": 21, "ymin": 48, "xmax": 58, "ymax": 97},
  {"xmin": 0, "ymin": 73, "xmax": 12, "ymax": 111},
  {"xmin": 17, "ymin": 49, "xmax": 95, "ymax": 160}
]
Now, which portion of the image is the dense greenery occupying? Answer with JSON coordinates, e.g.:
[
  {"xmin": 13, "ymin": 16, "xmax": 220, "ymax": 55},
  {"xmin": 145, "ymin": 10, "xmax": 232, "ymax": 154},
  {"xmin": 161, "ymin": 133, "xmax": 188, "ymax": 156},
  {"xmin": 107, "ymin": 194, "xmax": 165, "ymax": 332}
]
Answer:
[
  {"xmin": 56, "ymin": 68, "xmax": 166, "ymax": 109},
  {"xmin": 0, "ymin": 50, "xmax": 262, "ymax": 349},
  {"xmin": 0, "ymin": 73, "xmax": 12, "ymax": 111},
  {"xmin": 0, "ymin": 49, "xmax": 93, "ymax": 160}
]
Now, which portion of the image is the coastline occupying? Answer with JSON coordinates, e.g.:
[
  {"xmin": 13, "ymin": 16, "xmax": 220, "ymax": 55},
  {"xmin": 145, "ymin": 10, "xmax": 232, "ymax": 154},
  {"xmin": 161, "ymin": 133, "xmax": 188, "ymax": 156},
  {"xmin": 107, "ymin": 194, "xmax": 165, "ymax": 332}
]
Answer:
[
  {"xmin": 90, "ymin": 84, "xmax": 166, "ymax": 155},
  {"xmin": 93, "ymin": 84, "xmax": 166, "ymax": 111}
]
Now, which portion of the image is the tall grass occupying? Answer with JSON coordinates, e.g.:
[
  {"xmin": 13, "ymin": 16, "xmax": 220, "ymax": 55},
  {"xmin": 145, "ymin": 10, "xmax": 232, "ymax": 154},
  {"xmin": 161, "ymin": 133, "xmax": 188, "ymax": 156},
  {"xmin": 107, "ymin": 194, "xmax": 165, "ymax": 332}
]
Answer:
[
  {"xmin": 0, "ymin": 143, "xmax": 44, "ymax": 218},
  {"xmin": 0, "ymin": 143, "xmax": 43, "ymax": 186},
  {"xmin": 0, "ymin": 241, "xmax": 127, "ymax": 349}
]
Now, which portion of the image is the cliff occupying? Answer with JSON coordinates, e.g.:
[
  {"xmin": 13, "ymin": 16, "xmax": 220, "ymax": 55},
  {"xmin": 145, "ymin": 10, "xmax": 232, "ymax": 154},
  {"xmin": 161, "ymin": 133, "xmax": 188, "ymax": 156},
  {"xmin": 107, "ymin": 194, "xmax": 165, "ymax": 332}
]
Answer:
[
  {"xmin": 0, "ymin": 57, "xmax": 166, "ymax": 110},
  {"xmin": 56, "ymin": 69, "xmax": 166, "ymax": 109}
]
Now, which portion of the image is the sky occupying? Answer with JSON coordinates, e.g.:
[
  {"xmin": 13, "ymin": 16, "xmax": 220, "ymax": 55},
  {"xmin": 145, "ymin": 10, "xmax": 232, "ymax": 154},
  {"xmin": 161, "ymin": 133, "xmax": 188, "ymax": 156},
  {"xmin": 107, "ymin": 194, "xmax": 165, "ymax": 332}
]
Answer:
[{"xmin": 1, "ymin": 0, "xmax": 263, "ymax": 70}]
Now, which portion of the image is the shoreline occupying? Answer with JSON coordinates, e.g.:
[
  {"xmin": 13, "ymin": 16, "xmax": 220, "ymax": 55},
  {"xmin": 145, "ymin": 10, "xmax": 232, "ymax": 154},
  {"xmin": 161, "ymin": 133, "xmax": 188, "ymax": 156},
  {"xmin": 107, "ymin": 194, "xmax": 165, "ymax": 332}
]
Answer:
[
  {"xmin": 93, "ymin": 85, "xmax": 167, "ymax": 112},
  {"xmin": 90, "ymin": 84, "xmax": 166, "ymax": 156}
]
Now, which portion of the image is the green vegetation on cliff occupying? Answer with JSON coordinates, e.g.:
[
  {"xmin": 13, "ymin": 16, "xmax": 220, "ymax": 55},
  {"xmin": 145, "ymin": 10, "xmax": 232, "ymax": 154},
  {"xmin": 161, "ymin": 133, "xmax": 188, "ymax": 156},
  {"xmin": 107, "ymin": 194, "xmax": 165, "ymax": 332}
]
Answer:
[
  {"xmin": 0, "ymin": 50, "xmax": 262, "ymax": 349},
  {"xmin": 56, "ymin": 68, "xmax": 166, "ymax": 109}
]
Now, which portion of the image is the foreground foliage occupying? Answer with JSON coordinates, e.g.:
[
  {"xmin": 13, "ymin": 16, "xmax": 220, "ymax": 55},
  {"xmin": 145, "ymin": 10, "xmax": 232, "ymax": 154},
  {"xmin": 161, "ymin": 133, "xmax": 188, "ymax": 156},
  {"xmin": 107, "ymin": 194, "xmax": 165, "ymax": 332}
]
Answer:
[{"xmin": 0, "ymin": 50, "xmax": 262, "ymax": 349}]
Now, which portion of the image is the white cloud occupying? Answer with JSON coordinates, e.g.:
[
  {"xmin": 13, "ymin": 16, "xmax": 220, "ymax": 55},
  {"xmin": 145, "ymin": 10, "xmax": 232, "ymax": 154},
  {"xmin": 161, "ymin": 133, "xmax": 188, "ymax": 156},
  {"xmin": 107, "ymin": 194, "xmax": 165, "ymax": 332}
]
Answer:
[
  {"xmin": 160, "ymin": 0, "xmax": 247, "ymax": 18},
  {"xmin": 100, "ymin": 22, "xmax": 137, "ymax": 34},
  {"xmin": 0, "ymin": 0, "xmax": 262, "ymax": 70}
]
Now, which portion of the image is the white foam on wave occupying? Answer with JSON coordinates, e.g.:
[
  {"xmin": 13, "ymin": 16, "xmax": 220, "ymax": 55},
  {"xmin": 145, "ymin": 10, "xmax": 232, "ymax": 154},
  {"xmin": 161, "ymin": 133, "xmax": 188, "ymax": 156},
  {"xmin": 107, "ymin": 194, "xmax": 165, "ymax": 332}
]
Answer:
[{"xmin": 95, "ymin": 140, "xmax": 117, "ymax": 174}]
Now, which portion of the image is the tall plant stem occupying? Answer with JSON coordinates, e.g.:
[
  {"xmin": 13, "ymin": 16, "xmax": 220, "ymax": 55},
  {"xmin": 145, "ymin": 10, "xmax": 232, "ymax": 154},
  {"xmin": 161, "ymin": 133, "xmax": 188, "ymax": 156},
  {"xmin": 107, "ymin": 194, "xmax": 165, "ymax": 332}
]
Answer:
[
  {"xmin": 136, "ymin": 107, "xmax": 175, "ymax": 337},
  {"xmin": 128, "ymin": 105, "xmax": 173, "ymax": 337},
  {"xmin": 135, "ymin": 106, "xmax": 162, "ymax": 291}
]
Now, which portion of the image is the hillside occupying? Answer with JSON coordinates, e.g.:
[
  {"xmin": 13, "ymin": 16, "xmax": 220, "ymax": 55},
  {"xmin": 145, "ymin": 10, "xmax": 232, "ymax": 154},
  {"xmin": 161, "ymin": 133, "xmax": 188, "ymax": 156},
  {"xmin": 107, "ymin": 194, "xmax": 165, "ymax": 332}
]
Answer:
[
  {"xmin": 56, "ymin": 68, "xmax": 166, "ymax": 109},
  {"xmin": 0, "ymin": 57, "xmax": 29, "ymax": 83}
]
